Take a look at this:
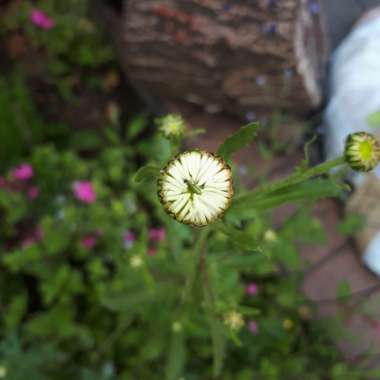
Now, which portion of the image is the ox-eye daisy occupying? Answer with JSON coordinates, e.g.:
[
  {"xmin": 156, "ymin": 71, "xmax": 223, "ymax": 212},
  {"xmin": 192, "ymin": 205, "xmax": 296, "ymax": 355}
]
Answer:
[{"xmin": 157, "ymin": 150, "xmax": 233, "ymax": 227}]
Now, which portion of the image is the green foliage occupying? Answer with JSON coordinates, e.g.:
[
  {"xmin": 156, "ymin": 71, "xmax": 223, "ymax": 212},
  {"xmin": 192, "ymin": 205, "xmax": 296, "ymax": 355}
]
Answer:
[
  {"xmin": 133, "ymin": 165, "xmax": 161, "ymax": 184},
  {"xmin": 217, "ymin": 122, "xmax": 259, "ymax": 161},
  {"xmin": 0, "ymin": 1, "xmax": 377, "ymax": 379}
]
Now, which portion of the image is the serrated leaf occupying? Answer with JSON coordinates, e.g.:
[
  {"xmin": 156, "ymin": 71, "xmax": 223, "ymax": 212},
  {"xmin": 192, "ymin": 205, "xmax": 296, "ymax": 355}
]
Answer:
[
  {"xmin": 217, "ymin": 122, "xmax": 259, "ymax": 161},
  {"xmin": 133, "ymin": 165, "xmax": 160, "ymax": 184},
  {"xmin": 336, "ymin": 280, "xmax": 351, "ymax": 299}
]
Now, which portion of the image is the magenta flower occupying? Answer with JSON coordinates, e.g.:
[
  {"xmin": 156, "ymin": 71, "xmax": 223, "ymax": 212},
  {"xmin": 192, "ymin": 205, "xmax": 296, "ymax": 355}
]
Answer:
[
  {"xmin": 248, "ymin": 320, "xmax": 258, "ymax": 334},
  {"xmin": 123, "ymin": 230, "xmax": 136, "ymax": 249},
  {"xmin": 11, "ymin": 163, "xmax": 33, "ymax": 181},
  {"xmin": 81, "ymin": 235, "xmax": 98, "ymax": 249},
  {"xmin": 148, "ymin": 227, "xmax": 166, "ymax": 242},
  {"xmin": 30, "ymin": 9, "xmax": 55, "ymax": 30},
  {"xmin": 73, "ymin": 181, "xmax": 96, "ymax": 204},
  {"xmin": 28, "ymin": 186, "xmax": 39, "ymax": 200},
  {"xmin": 246, "ymin": 282, "xmax": 258, "ymax": 296}
]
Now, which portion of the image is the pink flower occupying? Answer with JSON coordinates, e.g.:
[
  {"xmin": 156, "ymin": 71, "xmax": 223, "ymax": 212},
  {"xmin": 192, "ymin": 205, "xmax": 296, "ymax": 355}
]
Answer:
[
  {"xmin": 81, "ymin": 235, "xmax": 98, "ymax": 249},
  {"xmin": 11, "ymin": 163, "xmax": 33, "ymax": 181},
  {"xmin": 73, "ymin": 181, "xmax": 96, "ymax": 204},
  {"xmin": 30, "ymin": 9, "xmax": 55, "ymax": 30},
  {"xmin": 123, "ymin": 230, "xmax": 136, "ymax": 249},
  {"xmin": 28, "ymin": 186, "xmax": 39, "ymax": 200},
  {"xmin": 0, "ymin": 176, "xmax": 5, "ymax": 188},
  {"xmin": 149, "ymin": 227, "xmax": 166, "ymax": 242},
  {"xmin": 246, "ymin": 282, "xmax": 258, "ymax": 296},
  {"xmin": 248, "ymin": 320, "xmax": 258, "ymax": 334}
]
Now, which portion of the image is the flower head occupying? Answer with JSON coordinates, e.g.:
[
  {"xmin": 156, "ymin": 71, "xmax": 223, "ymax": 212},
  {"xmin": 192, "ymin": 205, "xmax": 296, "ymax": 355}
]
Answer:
[
  {"xmin": 264, "ymin": 229, "xmax": 277, "ymax": 242},
  {"xmin": 157, "ymin": 114, "xmax": 186, "ymax": 138},
  {"xmin": 149, "ymin": 227, "xmax": 166, "ymax": 242},
  {"xmin": 81, "ymin": 234, "xmax": 98, "ymax": 249},
  {"xmin": 283, "ymin": 319, "xmax": 294, "ymax": 330},
  {"xmin": 73, "ymin": 181, "xmax": 96, "ymax": 204},
  {"xmin": 224, "ymin": 310, "xmax": 244, "ymax": 331},
  {"xmin": 171, "ymin": 321, "xmax": 182, "ymax": 333},
  {"xmin": 130, "ymin": 255, "xmax": 143, "ymax": 268},
  {"xmin": 246, "ymin": 282, "xmax": 258, "ymax": 296},
  {"xmin": 344, "ymin": 132, "xmax": 380, "ymax": 172},
  {"xmin": 30, "ymin": 9, "xmax": 55, "ymax": 30},
  {"xmin": 11, "ymin": 163, "xmax": 33, "ymax": 180},
  {"xmin": 157, "ymin": 150, "xmax": 233, "ymax": 227},
  {"xmin": 248, "ymin": 320, "xmax": 258, "ymax": 334}
]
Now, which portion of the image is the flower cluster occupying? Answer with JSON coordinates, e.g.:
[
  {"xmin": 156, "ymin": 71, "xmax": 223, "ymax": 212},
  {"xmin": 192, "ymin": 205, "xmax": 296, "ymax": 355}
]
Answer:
[
  {"xmin": 30, "ymin": 9, "xmax": 55, "ymax": 30},
  {"xmin": 157, "ymin": 114, "xmax": 186, "ymax": 138},
  {"xmin": 0, "ymin": 163, "xmax": 39, "ymax": 200}
]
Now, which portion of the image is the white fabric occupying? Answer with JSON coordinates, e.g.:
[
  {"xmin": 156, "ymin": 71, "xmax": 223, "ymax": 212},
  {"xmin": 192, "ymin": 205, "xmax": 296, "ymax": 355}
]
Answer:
[
  {"xmin": 363, "ymin": 231, "xmax": 380, "ymax": 276},
  {"xmin": 325, "ymin": 16, "xmax": 380, "ymax": 185}
]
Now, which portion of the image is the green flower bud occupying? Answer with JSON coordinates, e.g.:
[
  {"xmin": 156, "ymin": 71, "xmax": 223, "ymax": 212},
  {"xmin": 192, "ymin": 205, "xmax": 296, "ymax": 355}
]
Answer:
[
  {"xmin": 157, "ymin": 150, "xmax": 233, "ymax": 227},
  {"xmin": 344, "ymin": 132, "xmax": 380, "ymax": 172},
  {"xmin": 224, "ymin": 310, "xmax": 245, "ymax": 331},
  {"xmin": 157, "ymin": 114, "xmax": 186, "ymax": 137}
]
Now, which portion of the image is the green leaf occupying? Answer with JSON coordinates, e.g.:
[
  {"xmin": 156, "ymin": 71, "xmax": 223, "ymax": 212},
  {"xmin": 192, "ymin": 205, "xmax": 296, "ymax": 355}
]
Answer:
[
  {"xmin": 229, "ymin": 179, "xmax": 344, "ymax": 219},
  {"xmin": 367, "ymin": 110, "xmax": 380, "ymax": 128},
  {"xmin": 210, "ymin": 318, "xmax": 226, "ymax": 378},
  {"xmin": 217, "ymin": 223, "xmax": 260, "ymax": 252},
  {"xmin": 4, "ymin": 293, "xmax": 28, "ymax": 330},
  {"xmin": 165, "ymin": 332, "xmax": 186, "ymax": 380},
  {"xmin": 217, "ymin": 122, "xmax": 259, "ymax": 161},
  {"xmin": 337, "ymin": 214, "xmax": 366, "ymax": 237},
  {"xmin": 70, "ymin": 131, "xmax": 103, "ymax": 151},
  {"xmin": 127, "ymin": 115, "xmax": 147, "ymax": 139},
  {"xmin": 336, "ymin": 280, "xmax": 351, "ymax": 299},
  {"xmin": 133, "ymin": 165, "xmax": 160, "ymax": 184}
]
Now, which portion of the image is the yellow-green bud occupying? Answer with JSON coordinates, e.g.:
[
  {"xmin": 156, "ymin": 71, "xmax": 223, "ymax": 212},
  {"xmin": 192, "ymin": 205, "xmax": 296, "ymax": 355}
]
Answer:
[
  {"xmin": 224, "ymin": 310, "xmax": 245, "ymax": 331},
  {"xmin": 344, "ymin": 132, "xmax": 380, "ymax": 172},
  {"xmin": 157, "ymin": 114, "xmax": 186, "ymax": 137},
  {"xmin": 157, "ymin": 150, "xmax": 233, "ymax": 227}
]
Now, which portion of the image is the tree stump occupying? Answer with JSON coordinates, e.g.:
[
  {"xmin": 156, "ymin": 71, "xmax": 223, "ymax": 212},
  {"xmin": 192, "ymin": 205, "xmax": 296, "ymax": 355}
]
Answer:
[{"xmin": 122, "ymin": 0, "xmax": 329, "ymax": 118}]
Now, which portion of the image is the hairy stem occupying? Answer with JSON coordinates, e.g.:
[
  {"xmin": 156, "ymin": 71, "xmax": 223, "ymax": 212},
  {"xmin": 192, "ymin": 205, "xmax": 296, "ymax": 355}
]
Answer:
[
  {"xmin": 182, "ymin": 227, "xmax": 209, "ymax": 303},
  {"xmin": 241, "ymin": 156, "xmax": 346, "ymax": 199}
]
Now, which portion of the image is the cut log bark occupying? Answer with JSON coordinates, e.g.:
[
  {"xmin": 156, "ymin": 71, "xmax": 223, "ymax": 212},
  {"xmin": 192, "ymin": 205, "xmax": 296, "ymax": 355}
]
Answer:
[{"xmin": 122, "ymin": 0, "xmax": 329, "ymax": 118}]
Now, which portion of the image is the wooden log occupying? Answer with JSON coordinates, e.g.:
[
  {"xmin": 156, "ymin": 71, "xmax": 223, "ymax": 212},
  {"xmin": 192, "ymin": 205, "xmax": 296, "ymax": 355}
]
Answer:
[{"xmin": 122, "ymin": 0, "xmax": 329, "ymax": 118}]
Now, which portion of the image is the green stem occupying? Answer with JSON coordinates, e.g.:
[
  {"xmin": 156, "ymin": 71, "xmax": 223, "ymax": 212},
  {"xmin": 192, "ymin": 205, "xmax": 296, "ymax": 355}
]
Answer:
[
  {"xmin": 244, "ymin": 156, "xmax": 346, "ymax": 198},
  {"xmin": 182, "ymin": 227, "xmax": 209, "ymax": 303}
]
